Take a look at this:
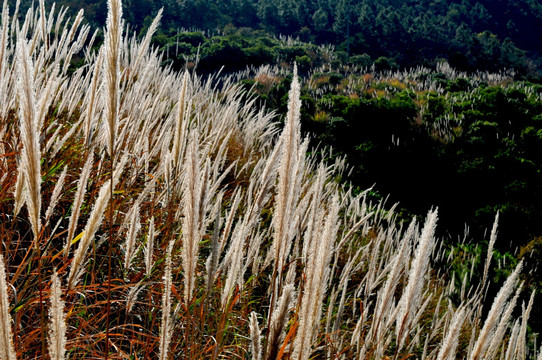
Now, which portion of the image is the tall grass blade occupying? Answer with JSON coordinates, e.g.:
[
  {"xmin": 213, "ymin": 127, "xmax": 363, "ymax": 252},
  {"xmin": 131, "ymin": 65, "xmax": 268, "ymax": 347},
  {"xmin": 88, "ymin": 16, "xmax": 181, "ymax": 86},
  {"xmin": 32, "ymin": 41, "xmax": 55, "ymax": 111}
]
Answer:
[
  {"xmin": 103, "ymin": 0, "xmax": 122, "ymax": 157},
  {"xmin": 67, "ymin": 179, "xmax": 111, "ymax": 289},
  {"xmin": 47, "ymin": 271, "xmax": 67, "ymax": 360},
  {"xmin": 16, "ymin": 37, "xmax": 42, "ymax": 245},
  {"xmin": 158, "ymin": 240, "xmax": 174, "ymax": 360},
  {"xmin": 0, "ymin": 254, "xmax": 16, "ymax": 360}
]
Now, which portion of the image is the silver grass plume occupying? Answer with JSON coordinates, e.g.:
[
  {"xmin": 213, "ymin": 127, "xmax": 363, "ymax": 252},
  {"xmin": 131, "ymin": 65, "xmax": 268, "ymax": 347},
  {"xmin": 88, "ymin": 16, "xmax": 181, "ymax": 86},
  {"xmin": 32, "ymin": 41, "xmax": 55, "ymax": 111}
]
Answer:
[
  {"xmin": 436, "ymin": 307, "xmax": 466, "ymax": 360},
  {"xmin": 13, "ymin": 170, "xmax": 25, "ymax": 217},
  {"xmin": 67, "ymin": 179, "xmax": 112, "ymax": 289},
  {"xmin": 205, "ymin": 208, "xmax": 222, "ymax": 293},
  {"xmin": 48, "ymin": 271, "xmax": 67, "ymax": 360},
  {"xmin": 516, "ymin": 290, "xmax": 535, "ymax": 360},
  {"xmin": 123, "ymin": 202, "xmax": 141, "ymax": 269},
  {"xmin": 180, "ymin": 131, "xmax": 206, "ymax": 300},
  {"xmin": 158, "ymin": 240, "xmax": 174, "ymax": 360},
  {"xmin": 468, "ymin": 260, "xmax": 523, "ymax": 360},
  {"xmin": 271, "ymin": 64, "xmax": 302, "ymax": 284},
  {"xmin": 265, "ymin": 283, "xmax": 296, "ymax": 360},
  {"xmin": 221, "ymin": 215, "xmax": 250, "ymax": 306},
  {"xmin": 131, "ymin": 7, "xmax": 162, "ymax": 75},
  {"xmin": 505, "ymin": 320, "xmax": 521, "ymax": 360},
  {"xmin": 481, "ymin": 212, "xmax": 499, "ymax": 296},
  {"xmin": 0, "ymin": 0, "xmax": 8, "ymax": 99},
  {"xmin": 396, "ymin": 209, "xmax": 438, "ymax": 351},
  {"xmin": 249, "ymin": 312, "xmax": 262, "ymax": 360},
  {"xmin": 84, "ymin": 49, "xmax": 103, "ymax": 148},
  {"xmin": 363, "ymin": 219, "xmax": 416, "ymax": 356},
  {"xmin": 125, "ymin": 281, "xmax": 145, "ymax": 314},
  {"xmin": 103, "ymin": 0, "xmax": 122, "ymax": 157},
  {"xmin": 292, "ymin": 196, "xmax": 340, "ymax": 360},
  {"xmin": 38, "ymin": 0, "xmax": 47, "ymax": 53},
  {"xmin": 172, "ymin": 70, "xmax": 189, "ymax": 170},
  {"xmin": 486, "ymin": 286, "xmax": 522, "ymax": 359},
  {"xmin": 0, "ymin": 254, "xmax": 16, "ymax": 360},
  {"xmin": 44, "ymin": 166, "xmax": 68, "ymax": 224},
  {"xmin": 65, "ymin": 153, "xmax": 93, "ymax": 255},
  {"xmin": 9, "ymin": 0, "xmax": 18, "ymax": 37},
  {"xmin": 145, "ymin": 217, "xmax": 156, "ymax": 277},
  {"xmin": 16, "ymin": 37, "xmax": 42, "ymax": 245}
]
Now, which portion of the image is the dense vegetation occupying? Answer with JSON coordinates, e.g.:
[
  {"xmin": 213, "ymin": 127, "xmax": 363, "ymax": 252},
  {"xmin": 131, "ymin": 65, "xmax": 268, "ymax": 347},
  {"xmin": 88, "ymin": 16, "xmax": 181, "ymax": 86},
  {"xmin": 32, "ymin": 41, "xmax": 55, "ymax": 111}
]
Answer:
[
  {"xmin": 0, "ymin": 1, "xmax": 540, "ymax": 359},
  {"xmin": 241, "ymin": 66, "xmax": 542, "ymax": 250},
  {"xmin": 26, "ymin": 0, "xmax": 542, "ymax": 79},
  {"xmin": 239, "ymin": 65, "xmax": 542, "ymax": 331}
]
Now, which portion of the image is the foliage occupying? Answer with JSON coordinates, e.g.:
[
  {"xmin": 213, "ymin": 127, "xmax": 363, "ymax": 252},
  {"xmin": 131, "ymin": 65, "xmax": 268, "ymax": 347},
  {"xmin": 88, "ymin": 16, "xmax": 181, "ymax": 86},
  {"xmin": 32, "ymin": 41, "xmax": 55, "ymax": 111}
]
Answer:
[
  {"xmin": 29, "ymin": 0, "xmax": 542, "ymax": 78},
  {"xmin": 247, "ymin": 68, "xmax": 542, "ymax": 257}
]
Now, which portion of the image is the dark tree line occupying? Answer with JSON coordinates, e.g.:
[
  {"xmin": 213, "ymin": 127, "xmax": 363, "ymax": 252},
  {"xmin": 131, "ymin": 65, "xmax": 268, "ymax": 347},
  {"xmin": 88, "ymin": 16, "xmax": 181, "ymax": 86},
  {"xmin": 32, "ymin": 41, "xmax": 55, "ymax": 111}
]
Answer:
[{"xmin": 24, "ymin": 0, "xmax": 542, "ymax": 78}]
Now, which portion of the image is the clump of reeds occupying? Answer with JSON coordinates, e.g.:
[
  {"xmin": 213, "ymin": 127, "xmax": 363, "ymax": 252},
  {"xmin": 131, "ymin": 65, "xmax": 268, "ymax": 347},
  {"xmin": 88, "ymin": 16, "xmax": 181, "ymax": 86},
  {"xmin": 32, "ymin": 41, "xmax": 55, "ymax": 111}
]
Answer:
[
  {"xmin": 0, "ymin": 1, "xmax": 536, "ymax": 359},
  {"xmin": 47, "ymin": 271, "xmax": 66, "ymax": 360}
]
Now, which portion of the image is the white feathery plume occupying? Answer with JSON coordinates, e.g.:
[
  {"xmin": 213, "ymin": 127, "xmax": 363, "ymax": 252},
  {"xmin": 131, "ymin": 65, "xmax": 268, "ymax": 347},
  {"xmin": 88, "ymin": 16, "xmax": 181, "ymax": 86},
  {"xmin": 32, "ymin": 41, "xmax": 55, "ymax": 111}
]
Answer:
[
  {"xmin": 516, "ymin": 290, "xmax": 535, "ymax": 359},
  {"xmin": 364, "ymin": 219, "xmax": 415, "ymax": 356},
  {"xmin": 468, "ymin": 260, "xmax": 523, "ymax": 360},
  {"xmin": 47, "ymin": 271, "xmax": 67, "ymax": 360},
  {"xmin": 44, "ymin": 3, "xmax": 55, "ymax": 43},
  {"xmin": 131, "ymin": 7, "xmax": 162, "ymax": 75},
  {"xmin": 60, "ymin": 19, "xmax": 89, "ymax": 75},
  {"xmin": 0, "ymin": 0, "xmax": 8, "ymax": 99},
  {"xmin": 65, "ymin": 153, "xmax": 93, "ymax": 255},
  {"xmin": 9, "ymin": 0, "xmax": 19, "ymax": 37},
  {"xmin": 218, "ymin": 188, "xmax": 242, "ymax": 256},
  {"xmin": 13, "ymin": 169, "xmax": 25, "ymax": 217},
  {"xmin": 37, "ymin": 68, "xmax": 61, "ymax": 132},
  {"xmin": 331, "ymin": 262, "xmax": 353, "ymax": 342},
  {"xmin": 44, "ymin": 166, "xmax": 68, "ymax": 224},
  {"xmin": 144, "ymin": 217, "xmax": 156, "ymax": 277},
  {"xmin": 67, "ymin": 179, "xmax": 112, "ymax": 289},
  {"xmin": 436, "ymin": 307, "xmax": 466, "ymax": 360},
  {"xmin": 16, "ymin": 37, "xmax": 42, "ymax": 245},
  {"xmin": 158, "ymin": 240, "xmax": 174, "ymax": 360},
  {"xmin": 103, "ymin": 0, "xmax": 123, "ymax": 157},
  {"xmin": 205, "ymin": 208, "xmax": 222, "ymax": 292},
  {"xmin": 265, "ymin": 283, "xmax": 296, "ymax": 360},
  {"xmin": 292, "ymin": 196, "xmax": 340, "ymax": 360},
  {"xmin": 172, "ymin": 70, "xmax": 189, "ymax": 170},
  {"xmin": 270, "ymin": 64, "xmax": 303, "ymax": 292},
  {"xmin": 19, "ymin": 5, "xmax": 31, "ymax": 42},
  {"xmin": 247, "ymin": 141, "xmax": 281, "ymax": 224},
  {"xmin": 0, "ymin": 254, "xmax": 16, "ymax": 360},
  {"xmin": 249, "ymin": 312, "xmax": 262, "ymax": 360},
  {"xmin": 38, "ymin": 0, "xmax": 47, "ymax": 51},
  {"xmin": 125, "ymin": 281, "xmax": 145, "ymax": 314},
  {"xmin": 485, "ymin": 286, "xmax": 521, "ymax": 359},
  {"xmin": 482, "ymin": 212, "xmax": 499, "ymax": 294},
  {"xmin": 396, "ymin": 209, "xmax": 438, "ymax": 351},
  {"xmin": 55, "ymin": 8, "xmax": 84, "ymax": 61},
  {"xmin": 504, "ymin": 320, "xmax": 520, "ymax": 360},
  {"xmin": 221, "ymin": 218, "xmax": 249, "ymax": 307},
  {"xmin": 84, "ymin": 49, "xmax": 103, "ymax": 148},
  {"xmin": 123, "ymin": 202, "xmax": 141, "ymax": 269},
  {"xmin": 180, "ymin": 131, "xmax": 206, "ymax": 300}
]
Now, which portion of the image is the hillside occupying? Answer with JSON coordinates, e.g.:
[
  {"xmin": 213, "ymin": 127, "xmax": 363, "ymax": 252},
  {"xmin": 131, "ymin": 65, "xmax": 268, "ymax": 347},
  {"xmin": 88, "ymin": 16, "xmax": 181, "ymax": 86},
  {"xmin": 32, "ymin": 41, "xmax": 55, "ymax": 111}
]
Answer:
[{"xmin": 21, "ymin": 0, "xmax": 542, "ymax": 79}]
